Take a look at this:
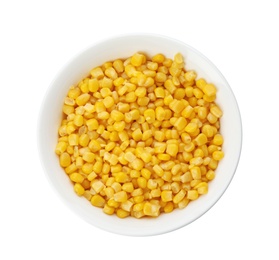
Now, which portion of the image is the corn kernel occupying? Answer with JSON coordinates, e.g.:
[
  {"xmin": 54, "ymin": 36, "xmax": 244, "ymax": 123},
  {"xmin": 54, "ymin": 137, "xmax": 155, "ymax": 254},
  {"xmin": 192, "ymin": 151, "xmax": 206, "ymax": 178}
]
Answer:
[
  {"xmin": 166, "ymin": 143, "xmax": 179, "ymax": 157},
  {"xmin": 194, "ymin": 133, "xmax": 208, "ymax": 146},
  {"xmin": 203, "ymin": 83, "xmax": 216, "ymax": 97},
  {"xmin": 60, "ymin": 152, "xmax": 71, "ymax": 167},
  {"xmin": 70, "ymin": 173, "xmax": 84, "ymax": 183},
  {"xmin": 114, "ymin": 191, "xmax": 128, "ymax": 202},
  {"xmin": 74, "ymin": 183, "xmax": 85, "ymax": 196},
  {"xmin": 187, "ymin": 190, "xmax": 199, "ymax": 200},
  {"xmin": 103, "ymin": 204, "xmax": 115, "ymax": 215},
  {"xmin": 76, "ymin": 93, "xmax": 90, "ymax": 106},
  {"xmin": 169, "ymin": 99, "xmax": 185, "ymax": 114},
  {"xmin": 143, "ymin": 202, "xmax": 160, "ymax": 217},
  {"xmin": 91, "ymin": 194, "xmax": 106, "ymax": 207},
  {"xmin": 210, "ymin": 105, "xmax": 223, "ymax": 118},
  {"xmin": 212, "ymin": 150, "xmax": 224, "ymax": 161},
  {"xmin": 161, "ymin": 190, "xmax": 173, "ymax": 202}
]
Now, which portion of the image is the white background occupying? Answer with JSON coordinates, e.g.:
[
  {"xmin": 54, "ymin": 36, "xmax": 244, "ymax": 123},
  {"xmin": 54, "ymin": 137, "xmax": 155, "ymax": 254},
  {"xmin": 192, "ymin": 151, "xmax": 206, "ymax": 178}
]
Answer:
[{"xmin": 1, "ymin": 0, "xmax": 278, "ymax": 259}]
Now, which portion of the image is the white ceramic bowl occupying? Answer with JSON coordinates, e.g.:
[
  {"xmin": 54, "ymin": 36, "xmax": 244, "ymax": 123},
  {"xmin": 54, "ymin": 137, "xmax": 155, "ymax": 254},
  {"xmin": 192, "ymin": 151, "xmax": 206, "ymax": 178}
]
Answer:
[{"xmin": 38, "ymin": 34, "xmax": 242, "ymax": 236}]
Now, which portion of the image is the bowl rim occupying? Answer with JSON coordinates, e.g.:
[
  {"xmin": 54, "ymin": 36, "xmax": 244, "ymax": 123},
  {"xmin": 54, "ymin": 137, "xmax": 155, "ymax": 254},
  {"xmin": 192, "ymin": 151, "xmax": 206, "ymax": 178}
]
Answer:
[{"xmin": 37, "ymin": 33, "xmax": 242, "ymax": 236}]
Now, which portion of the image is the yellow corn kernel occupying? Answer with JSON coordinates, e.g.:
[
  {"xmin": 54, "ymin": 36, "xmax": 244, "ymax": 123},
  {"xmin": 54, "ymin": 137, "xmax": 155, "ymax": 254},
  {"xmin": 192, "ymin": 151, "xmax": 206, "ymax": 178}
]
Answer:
[
  {"xmin": 114, "ymin": 191, "xmax": 128, "ymax": 202},
  {"xmin": 68, "ymin": 87, "xmax": 81, "ymax": 99},
  {"xmin": 166, "ymin": 143, "xmax": 179, "ymax": 157},
  {"xmin": 131, "ymin": 52, "xmax": 145, "ymax": 66},
  {"xmin": 88, "ymin": 78, "xmax": 99, "ymax": 93},
  {"xmin": 70, "ymin": 173, "xmax": 84, "ymax": 183},
  {"xmin": 187, "ymin": 190, "xmax": 199, "ymax": 200},
  {"xmin": 80, "ymin": 82, "xmax": 89, "ymax": 93},
  {"xmin": 105, "ymin": 67, "xmax": 118, "ymax": 80},
  {"xmin": 110, "ymin": 110, "xmax": 123, "ymax": 122},
  {"xmin": 203, "ymin": 83, "xmax": 216, "ymax": 97},
  {"xmin": 154, "ymin": 131, "xmax": 164, "ymax": 142},
  {"xmin": 197, "ymin": 106, "xmax": 208, "ymax": 120},
  {"xmin": 173, "ymin": 88, "xmax": 185, "ymax": 100},
  {"xmin": 195, "ymin": 182, "xmax": 208, "ymax": 195},
  {"xmin": 181, "ymin": 105, "xmax": 193, "ymax": 119},
  {"xmin": 86, "ymin": 118, "xmax": 99, "ymax": 131},
  {"xmin": 59, "ymin": 152, "xmax": 71, "ymax": 167},
  {"xmin": 196, "ymin": 78, "xmax": 207, "ymax": 89},
  {"xmin": 157, "ymin": 153, "xmax": 170, "ymax": 161},
  {"xmin": 73, "ymin": 114, "xmax": 83, "ymax": 127},
  {"xmin": 91, "ymin": 194, "xmax": 106, "ymax": 207},
  {"xmin": 161, "ymin": 190, "xmax": 173, "ymax": 202},
  {"xmin": 153, "ymin": 165, "xmax": 164, "ymax": 177},
  {"xmin": 164, "ymin": 202, "xmax": 174, "ymax": 213},
  {"xmin": 107, "ymin": 198, "xmax": 120, "ymax": 208},
  {"xmin": 82, "ymin": 151, "xmax": 95, "ymax": 163},
  {"xmin": 194, "ymin": 133, "xmax": 208, "ymax": 146},
  {"xmin": 137, "ymin": 177, "xmax": 147, "ymax": 189},
  {"xmin": 143, "ymin": 202, "xmax": 160, "ymax": 217},
  {"xmin": 154, "ymin": 107, "xmax": 165, "ymax": 122},
  {"xmin": 77, "ymin": 134, "xmax": 88, "ymax": 147},
  {"xmin": 155, "ymin": 72, "xmax": 167, "ymax": 83},
  {"xmin": 144, "ymin": 109, "xmax": 155, "ymax": 123},
  {"xmin": 190, "ymin": 166, "xmax": 201, "ymax": 180},
  {"xmin": 113, "ymin": 59, "xmax": 124, "ymax": 73},
  {"xmin": 139, "ymin": 168, "xmax": 150, "ymax": 180},
  {"xmin": 152, "ymin": 53, "xmax": 165, "ymax": 63},
  {"xmin": 184, "ymin": 70, "xmax": 197, "ymax": 82},
  {"xmin": 55, "ymin": 141, "xmax": 67, "ymax": 155},
  {"xmin": 81, "ymin": 163, "xmax": 93, "ymax": 174},
  {"xmin": 193, "ymin": 88, "xmax": 203, "ymax": 99},
  {"xmin": 76, "ymin": 93, "xmax": 90, "ymax": 106},
  {"xmin": 123, "ymin": 151, "xmax": 135, "ymax": 163},
  {"xmin": 132, "ymin": 128, "xmax": 142, "ymax": 142},
  {"xmin": 174, "ymin": 53, "xmax": 184, "ymax": 64},
  {"xmin": 174, "ymin": 117, "xmax": 187, "ymax": 131},
  {"xmin": 74, "ymin": 183, "xmax": 85, "ymax": 196},
  {"xmin": 130, "ymin": 158, "xmax": 144, "ymax": 171},
  {"xmin": 103, "ymin": 204, "xmax": 115, "ymax": 215},
  {"xmin": 113, "ymin": 121, "xmax": 125, "ymax": 132},
  {"xmin": 173, "ymin": 189, "xmax": 186, "ymax": 204},
  {"xmin": 201, "ymin": 124, "xmax": 214, "ymax": 138},
  {"xmin": 90, "ymin": 67, "xmax": 104, "ymax": 79},
  {"xmin": 138, "ymin": 152, "xmax": 151, "ymax": 163},
  {"xmin": 88, "ymin": 139, "xmax": 101, "ymax": 153},
  {"xmin": 102, "ymin": 96, "xmax": 114, "ymax": 109},
  {"xmin": 171, "ymin": 164, "xmax": 182, "ymax": 175},
  {"xmin": 115, "ymin": 172, "xmax": 129, "ymax": 183},
  {"xmin": 213, "ymin": 134, "xmax": 223, "ymax": 146},
  {"xmin": 212, "ymin": 150, "xmax": 224, "ymax": 161},
  {"xmin": 65, "ymin": 163, "xmax": 78, "ymax": 174},
  {"xmin": 116, "ymin": 208, "xmax": 129, "ymax": 218},
  {"xmin": 206, "ymin": 170, "xmax": 215, "ymax": 181},
  {"xmin": 100, "ymin": 87, "xmax": 111, "ymax": 98},
  {"xmin": 91, "ymin": 180, "xmax": 105, "ymax": 193},
  {"xmin": 169, "ymin": 99, "xmax": 185, "ymax": 114},
  {"xmin": 100, "ymin": 77, "xmax": 113, "ymax": 89},
  {"xmin": 122, "ymin": 182, "xmax": 134, "ymax": 193},
  {"xmin": 150, "ymin": 188, "xmax": 160, "ymax": 198},
  {"xmin": 210, "ymin": 105, "xmax": 223, "ymax": 118},
  {"xmin": 120, "ymin": 200, "xmax": 134, "ymax": 212}
]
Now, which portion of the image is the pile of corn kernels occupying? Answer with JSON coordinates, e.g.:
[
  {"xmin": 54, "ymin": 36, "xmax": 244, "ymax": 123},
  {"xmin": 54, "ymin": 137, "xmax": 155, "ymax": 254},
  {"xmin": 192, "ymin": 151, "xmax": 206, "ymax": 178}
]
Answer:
[{"xmin": 55, "ymin": 52, "xmax": 224, "ymax": 218}]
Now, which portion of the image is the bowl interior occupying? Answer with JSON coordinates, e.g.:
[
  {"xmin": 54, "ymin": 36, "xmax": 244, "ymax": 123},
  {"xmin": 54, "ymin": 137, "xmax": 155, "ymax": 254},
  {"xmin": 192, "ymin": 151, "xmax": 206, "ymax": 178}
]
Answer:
[{"xmin": 38, "ymin": 34, "xmax": 242, "ymax": 236}]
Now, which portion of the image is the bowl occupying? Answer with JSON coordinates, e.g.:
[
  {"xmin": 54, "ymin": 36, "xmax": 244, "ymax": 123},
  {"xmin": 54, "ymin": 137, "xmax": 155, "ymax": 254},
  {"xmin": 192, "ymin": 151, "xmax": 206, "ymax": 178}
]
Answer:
[{"xmin": 38, "ymin": 33, "xmax": 242, "ymax": 236}]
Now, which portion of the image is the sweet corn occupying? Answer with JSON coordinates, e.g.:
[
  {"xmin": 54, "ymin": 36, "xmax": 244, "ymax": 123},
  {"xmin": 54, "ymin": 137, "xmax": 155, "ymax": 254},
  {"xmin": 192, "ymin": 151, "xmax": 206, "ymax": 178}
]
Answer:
[
  {"xmin": 60, "ymin": 152, "xmax": 71, "ymax": 167},
  {"xmin": 56, "ymin": 52, "xmax": 224, "ymax": 219},
  {"xmin": 143, "ymin": 202, "xmax": 160, "ymax": 217},
  {"xmin": 203, "ymin": 83, "xmax": 216, "ymax": 97},
  {"xmin": 74, "ymin": 183, "xmax": 85, "ymax": 196},
  {"xmin": 161, "ymin": 190, "xmax": 173, "ymax": 202},
  {"xmin": 91, "ymin": 194, "xmax": 106, "ymax": 207},
  {"xmin": 70, "ymin": 173, "xmax": 84, "ymax": 183}
]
